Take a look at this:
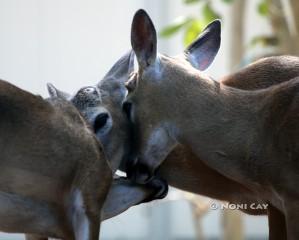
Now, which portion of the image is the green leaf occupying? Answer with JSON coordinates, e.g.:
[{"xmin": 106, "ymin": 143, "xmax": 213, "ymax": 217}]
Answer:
[
  {"xmin": 250, "ymin": 35, "xmax": 278, "ymax": 47},
  {"xmin": 184, "ymin": 0, "xmax": 201, "ymax": 4},
  {"xmin": 202, "ymin": 2, "xmax": 221, "ymax": 24},
  {"xmin": 257, "ymin": 0, "xmax": 269, "ymax": 16},
  {"xmin": 160, "ymin": 17, "xmax": 193, "ymax": 38},
  {"xmin": 183, "ymin": 20, "xmax": 204, "ymax": 46},
  {"xmin": 221, "ymin": 0, "xmax": 235, "ymax": 3}
]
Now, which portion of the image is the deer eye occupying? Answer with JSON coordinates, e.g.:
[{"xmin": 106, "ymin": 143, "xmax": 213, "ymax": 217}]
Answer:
[{"xmin": 94, "ymin": 113, "xmax": 109, "ymax": 132}]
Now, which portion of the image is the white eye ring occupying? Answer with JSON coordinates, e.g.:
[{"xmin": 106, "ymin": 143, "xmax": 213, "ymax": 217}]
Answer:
[{"xmin": 84, "ymin": 87, "xmax": 96, "ymax": 94}]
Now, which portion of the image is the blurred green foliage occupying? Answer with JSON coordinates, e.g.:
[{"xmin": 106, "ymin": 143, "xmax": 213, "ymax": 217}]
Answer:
[
  {"xmin": 160, "ymin": 0, "xmax": 270, "ymax": 47},
  {"xmin": 257, "ymin": 0, "xmax": 269, "ymax": 16}
]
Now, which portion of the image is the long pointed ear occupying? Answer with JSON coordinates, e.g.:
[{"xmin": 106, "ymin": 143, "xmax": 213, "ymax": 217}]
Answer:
[
  {"xmin": 98, "ymin": 51, "xmax": 135, "ymax": 102},
  {"xmin": 184, "ymin": 20, "xmax": 221, "ymax": 71},
  {"xmin": 47, "ymin": 83, "xmax": 71, "ymax": 100},
  {"xmin": 128, "ymin": 49, "xmax": 135, "ymax": 74},
  {"xmin": 131, "ymin": 9, "xmax": 157, "ymax": 69},
  {"xmin": 102, "ymin": 50, "xmax": 135, "ymax": 82}
]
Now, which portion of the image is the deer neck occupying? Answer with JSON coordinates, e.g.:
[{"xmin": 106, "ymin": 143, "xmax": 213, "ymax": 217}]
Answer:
[{"xmin": 168, "ymin": 72, "xmax": 264, "ymax": 184}]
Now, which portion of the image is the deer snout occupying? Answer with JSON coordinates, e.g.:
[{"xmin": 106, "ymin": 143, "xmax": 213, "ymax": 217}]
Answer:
[
  {"xmin": 144, "ymin": 176, "xmax": 169, "ymax": 201},
  {"xmin": 126, "ymin": 161, "xmax": 169, "ymax": 201},
  {"xmin": 127, "ymin": 161, "xmax": 156, "ymax": 185}
]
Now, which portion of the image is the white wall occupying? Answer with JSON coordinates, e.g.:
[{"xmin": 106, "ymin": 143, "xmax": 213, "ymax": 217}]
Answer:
[{"xmin": 0, "ymin": 0, "xmax": 146, "ymax": 96}]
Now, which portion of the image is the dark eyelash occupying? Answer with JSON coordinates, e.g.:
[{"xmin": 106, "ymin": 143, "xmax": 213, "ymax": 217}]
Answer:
[{"xmin": 122, "ymin": 102, "xmax": 132, "ymax": 121}]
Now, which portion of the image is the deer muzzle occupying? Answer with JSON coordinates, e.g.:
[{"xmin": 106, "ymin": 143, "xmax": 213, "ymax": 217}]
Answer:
[{"xmin": 126, "ymin": 160, "xmax": 169, "ymax": 200}]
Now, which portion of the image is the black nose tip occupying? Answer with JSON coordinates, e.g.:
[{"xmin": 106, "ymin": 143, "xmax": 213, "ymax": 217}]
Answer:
[
  {"xmin": 94, "ymin": 113, "xmax": 109, "ymax": 132},
  {"xmin": 122, "ymin": 101, "xmax": 132, "ymax": 120},
  {"xmin": 146, "ymin": 177, "xmax": 169, "ymax": 200},
  {"xmin": 128, "ymin": 162, "xmax": 154, "ymax": 185}
]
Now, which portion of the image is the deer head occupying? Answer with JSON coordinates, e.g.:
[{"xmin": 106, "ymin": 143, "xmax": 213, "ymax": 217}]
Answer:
[
  {"xmin": 123, "ymin": 9, "xmax": 221, "ymax": 183},
  {"xmin": 48, "ymin": 51, "xmax": 135, "ymax": 173}
]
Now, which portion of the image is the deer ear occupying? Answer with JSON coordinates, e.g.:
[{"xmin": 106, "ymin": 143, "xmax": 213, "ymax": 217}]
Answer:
[
  {"xmin": 47, "ymin": 83, "xmax": 71, "ymax": 100},
  {"xmin": 131, "ymin": 9, "xmax": 157, "ymax": 69},
  {"xmin": 102, "ymin": 50, "xmax": 135, "ymax": 81},
  {"xmin": 184, "ymin": 20, "xmax": 221, "ymax": 71}
]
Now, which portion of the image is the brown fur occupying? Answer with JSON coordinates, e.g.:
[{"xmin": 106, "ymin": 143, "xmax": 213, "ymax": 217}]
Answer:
[
  {"xmin": 0, "ymin": 79, "xmax": 112, "ymax": 239},
  {"xmin": 156, "ymin": 56, "xmax": 299, "ymax": 240},
  {"xmin": 128, "ymin": 56, "xmax": 299, "ymax": 239},
  {"xmin": 27, "ymin": 51, "xmax": 165, "ymax": 240},
  {"xmin": 159, "ymin": 56, "xmax": 299, "ymax": 207},
  {"xmin": 128, "ymin": 10, "xmax": 299, "ymax": 240}
]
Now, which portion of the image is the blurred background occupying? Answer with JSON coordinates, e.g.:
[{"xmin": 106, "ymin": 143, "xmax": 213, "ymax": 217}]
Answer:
[{"xmin": 0, "ymin": 0, "xmax": 298, "ymax": 239}]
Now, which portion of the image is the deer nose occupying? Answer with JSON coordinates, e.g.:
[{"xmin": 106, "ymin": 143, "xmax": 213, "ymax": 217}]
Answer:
[
  {"xmin": 144, "ymin": 177, "xmax": 169, "ymax": 201},
  {"xmin": 128, "ymin": 161, "xmax": 154, "ymax": 185}
]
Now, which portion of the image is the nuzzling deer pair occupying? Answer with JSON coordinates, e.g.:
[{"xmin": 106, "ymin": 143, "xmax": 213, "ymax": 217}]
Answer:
[
  {"xmin": 0, "ymin": 50, "xmax": 165, "ymax": 240},
  {"xmin": 47, "ymin": 11, "xmax": 299, "ymax": 239},
  {"xmin": 1, "ymin": 8, "xmax": 299, "ymax": 240},
  {"xmin": 121, "ymin": 9, "xmax": 299, "ymax": 240}
]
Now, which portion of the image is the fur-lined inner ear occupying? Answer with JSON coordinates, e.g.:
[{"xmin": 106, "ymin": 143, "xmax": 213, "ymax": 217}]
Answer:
[
  {"xmin": 184, "ymin": 19, "xmax": 221, "ymax": 71},
  {"xmin": 131, "ymin": 9, "xmax": 157, "ymax": 69},
  {"xmin": 102, "ymin": 50, "xmax": 135, "ymax": 82}
]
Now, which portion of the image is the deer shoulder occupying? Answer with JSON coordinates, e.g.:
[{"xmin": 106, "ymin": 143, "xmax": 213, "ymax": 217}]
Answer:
[{"xmin": 222, "ymin": 56, "xmax": 299, "ymax": 90}]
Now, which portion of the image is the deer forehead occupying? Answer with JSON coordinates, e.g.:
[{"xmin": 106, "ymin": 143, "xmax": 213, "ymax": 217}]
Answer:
[
  {"xmin": 142, "ymin": 54, "xmax": 194, "ymax": 84},
  {"xmin": 73, "ymin": 86, "xmax": 102, "ymax": 109}
]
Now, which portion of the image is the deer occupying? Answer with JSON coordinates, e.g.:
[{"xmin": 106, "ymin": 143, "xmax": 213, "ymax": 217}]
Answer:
[
  {"xmin": 51, "ymin": 49, "xmax": 299, "ymax": 240},
  {"xmin": 123, "ymin": 9, "xmax": 299, "ymax": 240},
  {"xmin": 45, "ymin": 39, "xmax": 298, "ymax": 240},
  {"xmin": 52, "ymin": 50, "xmax": 299, "ymax": 239},
  {"xmin": 0, "ymin": 76, "xmax": 164, "ymax": 240},
  {"xmin": 0, "ymin": 78, "xmax": 111, "ymax": 240}
]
